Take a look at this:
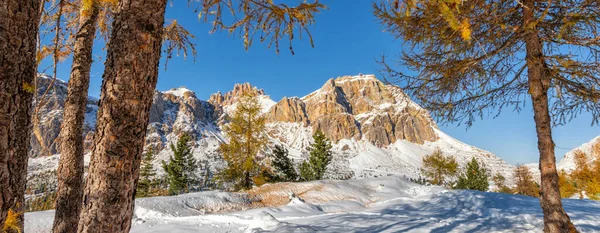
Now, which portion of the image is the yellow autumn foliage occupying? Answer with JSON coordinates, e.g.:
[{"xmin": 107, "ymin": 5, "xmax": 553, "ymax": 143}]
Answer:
[
  {"xmin": 560, "ymin": 148, "xmax": 600, "ymax": 200},
  {"xmin": 3, "ymin": 209, "xmax": 21, "ymax": 233}
]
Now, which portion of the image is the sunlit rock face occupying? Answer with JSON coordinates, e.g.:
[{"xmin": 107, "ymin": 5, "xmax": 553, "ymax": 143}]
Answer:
[{"xmin": 266, "ymin": 74, "xmax": 438, "ymax": 145}]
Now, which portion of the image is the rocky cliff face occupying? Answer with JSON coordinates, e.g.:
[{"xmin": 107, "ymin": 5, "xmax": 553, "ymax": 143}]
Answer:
[
  {"xmin": 266, "ymin": 75, "xmax": 438, "ymax": 146},
  {"xmin": 28, "ymin": 74, "xmax": 515, "ymax": 183}
]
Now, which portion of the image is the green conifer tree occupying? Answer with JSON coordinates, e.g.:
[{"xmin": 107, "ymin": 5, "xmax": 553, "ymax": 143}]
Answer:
[
  {"xmin": 454, "ymin": 157, "xmax": 489, "ymax": 191},
  {"xmin": 162, "ymin": 134, "xmax": 198, "ymax": 195},
  {"xmin": 269, "ymin": 145, "xmax": 298, "ymax": 182},
  {"xmin": 299, "ymin": 130, "xmax": 332, "ymax": 181},
  {"xmin": 137, "ymin": 148, "xmax": 157, "ymax": 197}
]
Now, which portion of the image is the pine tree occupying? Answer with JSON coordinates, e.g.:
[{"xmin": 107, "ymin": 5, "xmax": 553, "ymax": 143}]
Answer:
[
  {"xmin": 299, "ymin": 130, "xmax": 332, "ymax": 181},
  {"xmin": 420, "ymin": 148, "xmax": 458, "ymax": 187},
  {"xmin": 137, "ymin": 148, "xmax": 157, "ymax": 198},
  {"xmin": 269, "ymin": 145, "xmax": 298, "ymax": 182},
  {"xmin": 454, "ymin": 158, "xmax": 489, "ymax": 191},
  {"xmin": 513, "ymin": 165, "xmax": 540, "ymax": 197},
  {"xmin": 219, "ymin": 93, "xmax": 268, "ymax": 190},
  {"xmin": 162, "ymin": 134, "xmax": 198, "ymax": 195}
]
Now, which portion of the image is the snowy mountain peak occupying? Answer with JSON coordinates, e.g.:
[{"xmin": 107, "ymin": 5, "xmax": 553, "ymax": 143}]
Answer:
[
  {"xmin": 164, "ymin": 87, "xmax": 195, "ymax": 98},
  {"xmin": 335, "ymin": 73, "xmax": 377, "ymax": 83}
]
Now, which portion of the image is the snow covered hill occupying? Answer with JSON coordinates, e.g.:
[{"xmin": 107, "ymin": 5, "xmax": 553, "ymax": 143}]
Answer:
[{"xmin": 25, "ymin": 176, "xmax": 600, "ymax": 232}]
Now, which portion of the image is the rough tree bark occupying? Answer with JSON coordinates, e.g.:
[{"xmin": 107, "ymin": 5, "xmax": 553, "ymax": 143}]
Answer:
[
  {"xmin": 76, "ymin": 0, "xmax": 167, "ymax": 232},
  {"xmin": 52, "ymin": 1, "xmax": 100, "ymax": 232},
  {"xmin": 0, "ymin": 0, "xmax": 42, "ymax": 227},
  {"xmin": 522, "ymin": 0, "xmax": 577, "ymax": 232}
]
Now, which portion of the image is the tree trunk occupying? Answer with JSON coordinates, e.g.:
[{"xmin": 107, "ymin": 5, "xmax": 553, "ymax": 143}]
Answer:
[
  {"xmin": 0, "ymin": 0, "xmax": 42, "ymax": 228},
  {"xmin": 52, "ymin": 2, "xmax": 100, "ymax": 232},
  {"xmin": 522, "ymin": 0, "xmax": 577, "ymax": 232},
  {"xmin": 76, "ymin": 0, "xmax": 167, "ymax": 232}
]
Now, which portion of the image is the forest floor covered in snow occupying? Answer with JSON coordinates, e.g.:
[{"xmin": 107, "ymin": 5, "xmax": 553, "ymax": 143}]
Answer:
[{"xmin": 25, "ymin": 177, "xmax": 600, "ymax": 233}]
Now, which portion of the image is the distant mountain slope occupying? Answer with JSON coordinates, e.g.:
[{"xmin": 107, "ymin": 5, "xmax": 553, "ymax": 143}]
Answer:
[
  {"xmin": 557, "ymin": 136, "xmax": 600, "ymax": 172},
  {"xmin": 28, "ymin": 74, "xmax": 516, "ymax": 189}
]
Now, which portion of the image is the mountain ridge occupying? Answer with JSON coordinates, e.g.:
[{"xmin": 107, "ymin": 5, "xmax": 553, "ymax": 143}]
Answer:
[{"xmin": 28, "ymin": 74, "xmax": 516, "ymax": 189}]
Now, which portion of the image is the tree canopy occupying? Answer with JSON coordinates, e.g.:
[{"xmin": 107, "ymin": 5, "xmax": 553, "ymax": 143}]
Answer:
[{"xmin": 374, "ymin": 0, "xmax": 600, "ymax": 127}]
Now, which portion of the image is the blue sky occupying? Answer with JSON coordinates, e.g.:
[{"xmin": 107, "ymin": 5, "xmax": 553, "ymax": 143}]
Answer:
[{"xmin": 39, "ymin": 0, "xmax": 598, "ymax": 165}]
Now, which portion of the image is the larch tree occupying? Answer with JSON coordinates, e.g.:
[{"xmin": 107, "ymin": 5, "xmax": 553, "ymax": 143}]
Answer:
[
  {"xmin": 514, "ymin": 165, "xmax": 540, "ymax": 197},
  {"xmin": 53, "ymin": 0, "xmax": 104, "ymax": 232},
  {"xmin": 420, "ymin": 148, "xmax": 458, "ymax": 187},
  {"xmin": 491, "ymin": 173, "xmax": 512, "ymax": 194},
  {"xmin": 569, "ymin": 150, "xmax": 600, "ymax": 200},
  {"xmin": 219, "ymin": 93, "xmax": 268, "ymax": 190},
  {"xmin": 76, "ymin": 0, "xmax": 168, "ymax": 232},
  {"xmin": 558, "ymin": 170, "xmax": 577, "ymax": 199},
  {"xmin": 375, "ymin": 0, "xmax": 599, "ymax": 231},
  {"xmin": 0, "ymin": 0, "xmax": 42, "ymax": 228},
  {"xmin": 76, "ymin": 0, "xmax": 324, "ymax": 231},
  {"xmin": 51, "ymin": 0, "xmax": 194, "ymax": 230}
]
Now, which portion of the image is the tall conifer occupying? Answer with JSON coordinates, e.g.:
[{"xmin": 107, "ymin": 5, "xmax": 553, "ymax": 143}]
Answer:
[
  {"xmin": 299, "ymin": 130, "xmax": 332, "ymax": 181},
  {"xmin": 454, "ymin": 158, "xmax": 489, "ymax": 191},
  {"xmin": 162, "ymin": 134, "xmax": 197, "ymax": 195},
  {"xmin": 137, "ymin": 148, "xmax": 157, "ymax": 197}
]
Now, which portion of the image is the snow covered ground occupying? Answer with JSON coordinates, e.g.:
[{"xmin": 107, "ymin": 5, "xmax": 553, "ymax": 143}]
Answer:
[{"xmin": 25, "ymin": 177, "xmax": 600, "ymax": 233}]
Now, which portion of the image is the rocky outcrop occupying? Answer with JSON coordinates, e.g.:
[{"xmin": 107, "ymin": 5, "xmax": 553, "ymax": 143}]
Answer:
[
  {"xmin": 208, "ymin": 83, "xmax": 269, "ymax": 119},
  {"xmin": 264, "ymin": 74, "xmax": 438, "ymax": 145},
  {"xmin": 301, "ymin": 78, "xmax": 360, "ymax": 141},
  {"xmin": 267, "ymin": 97, "xmax": 309, "ymax": 126}
]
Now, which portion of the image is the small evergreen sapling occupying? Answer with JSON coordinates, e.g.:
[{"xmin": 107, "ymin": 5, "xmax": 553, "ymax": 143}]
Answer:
[
  {"xmin": 454, "ymin": 157, "xmax": 489, "ymax": 191},
  {"xmin": 299, "ymin": 130, "xmax": 332, "ymax": 181},
  {"xmin": 269, "ymin": 145, "xmax": 298, "ymax": 182},
  {"xmin": 137, "ymin": 148, "xmax": 157, "ymax": 197},
  {"xmin": 162, "ymin": 134, "xmax": 198, "ymax": 195}
]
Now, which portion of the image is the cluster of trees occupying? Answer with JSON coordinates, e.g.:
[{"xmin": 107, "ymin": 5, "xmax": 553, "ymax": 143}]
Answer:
[
  {"xmin": 135, "ymin": 135, "xmax": 217, "ymax": 198},
  {"xmin": 218, "ymin": 93, "xmax": 333, "ymax": 191},
  {"xmin": 419, "ymin": 149, "xmax": 544, "ymax": 198},
  {"xmin": 420, "ymin": 149, "xmax": 489, "ymax": 192},
  {"xmin": 1, "ymin": 0, "xmax": 325, "ymax": 232},
  {"xmin": 1, "ymin": 0, "xmax": 597, "ymax": 232},
  {"xmin": 558, "ymin": 147, "xmax": 600, "ymax": 200}
]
